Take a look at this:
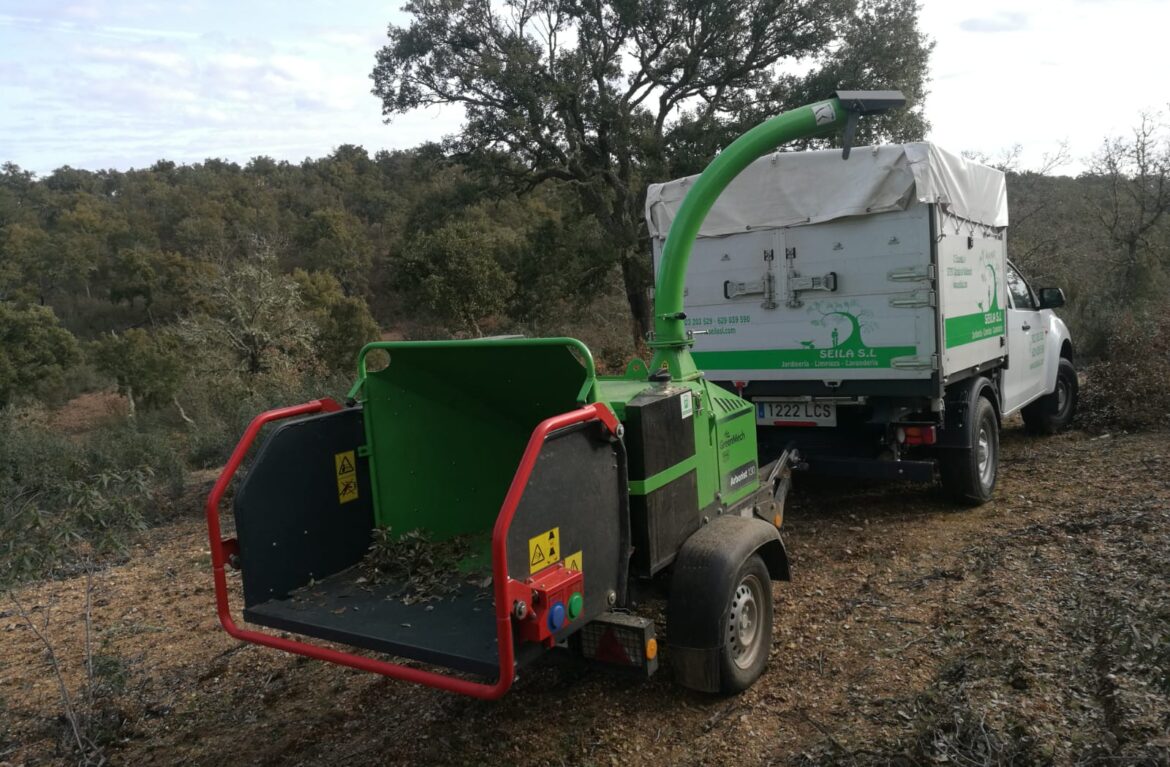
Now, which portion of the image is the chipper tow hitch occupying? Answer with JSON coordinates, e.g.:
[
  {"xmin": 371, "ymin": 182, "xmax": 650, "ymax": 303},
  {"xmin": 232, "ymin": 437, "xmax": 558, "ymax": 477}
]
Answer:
[{"xmin": 206, "ymin": 90, "xmax": 905, "ymax": 698}]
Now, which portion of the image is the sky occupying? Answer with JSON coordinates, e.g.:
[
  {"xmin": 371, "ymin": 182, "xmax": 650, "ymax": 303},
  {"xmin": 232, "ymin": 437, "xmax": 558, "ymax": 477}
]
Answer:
[{"xmin": 1, "ymin": 0, "xmax": 1168, "ymax": 177}]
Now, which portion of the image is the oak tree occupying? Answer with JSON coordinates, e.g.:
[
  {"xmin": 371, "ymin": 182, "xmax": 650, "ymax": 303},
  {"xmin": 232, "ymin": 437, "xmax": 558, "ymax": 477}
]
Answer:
[{"xmin": 372, "ymin": 0, "xmax": 933, "ymax": 338}]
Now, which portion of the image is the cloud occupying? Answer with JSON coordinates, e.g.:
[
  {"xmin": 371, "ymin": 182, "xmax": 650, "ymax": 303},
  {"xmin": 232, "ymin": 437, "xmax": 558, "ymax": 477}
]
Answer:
[
  {"xmin": 959, "ymin": 11, "xmax": 1029, "ymax": 33},
  {"xmin": 85, "ymin": 44, "xmax": 190, "ymax": 72},
  {"xmin": 0, "ymin": 1, "xmax": 462, "ymax": 173},
  {"xmin": 314, "ymin": 28, "xmax": 385, "ymax": 50}
]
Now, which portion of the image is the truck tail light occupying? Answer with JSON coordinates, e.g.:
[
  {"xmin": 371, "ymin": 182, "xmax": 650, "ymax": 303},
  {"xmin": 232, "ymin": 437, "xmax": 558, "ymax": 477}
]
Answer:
[{"xmin": 897, "ymin": 425, "xmax": 937, "ymax": 446}]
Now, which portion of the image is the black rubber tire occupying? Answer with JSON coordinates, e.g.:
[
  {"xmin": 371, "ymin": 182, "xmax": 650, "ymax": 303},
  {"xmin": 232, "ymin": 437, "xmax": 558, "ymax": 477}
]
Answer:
[
  {"xmin": 938, "ymin": 396, "xmax": 998, "ymax": 506},
  {"xmin": 1022, "ymin": 358, "xmax": 1078, "ymax": 435},
  {"xmin": 717, "ymin": 554, "xmax": 773, "ymax": 694}
]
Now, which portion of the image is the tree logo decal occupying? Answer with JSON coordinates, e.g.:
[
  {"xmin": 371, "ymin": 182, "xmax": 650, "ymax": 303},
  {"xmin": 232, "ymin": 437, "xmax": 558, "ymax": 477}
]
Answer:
[
  {"xmin": 803, "ymin": 300, "xmax": 878, "ymax": 352},
  {"xmin": 977, "ymin": 263, "xmax": 1000, "ymax": 313}
]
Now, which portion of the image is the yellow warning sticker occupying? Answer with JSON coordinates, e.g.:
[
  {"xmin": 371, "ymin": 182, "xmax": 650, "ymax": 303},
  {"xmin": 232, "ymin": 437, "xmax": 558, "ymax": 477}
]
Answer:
[
  {"xmin": 564, "ymin": 550, "xmax": 583, "ymax": 573},
  {"xmin": 528, "ymin": 527, "xmax": 560, "ymax": 574},
  {"xmin": 335, "ymin": 450, "xmax": 358, "ymax": 504}
]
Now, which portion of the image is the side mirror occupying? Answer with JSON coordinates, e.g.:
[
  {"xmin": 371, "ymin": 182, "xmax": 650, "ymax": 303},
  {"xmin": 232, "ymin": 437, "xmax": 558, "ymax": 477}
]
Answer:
[{"xmin": 1037, "ymin": 287, "xmax": 1065, "ymax": 309}]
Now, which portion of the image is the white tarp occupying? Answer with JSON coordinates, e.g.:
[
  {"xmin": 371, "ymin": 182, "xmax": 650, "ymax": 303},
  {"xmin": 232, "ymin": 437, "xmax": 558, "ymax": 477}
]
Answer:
[{"xmin": 644, "ymin": 142, "xmax": 1008, "ymax": 239}]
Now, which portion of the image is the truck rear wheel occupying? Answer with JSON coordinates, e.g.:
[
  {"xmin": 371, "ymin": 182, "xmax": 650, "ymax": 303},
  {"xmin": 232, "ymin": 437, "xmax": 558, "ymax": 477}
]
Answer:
[
  {"xmin": 717, "ymin": 554, "xmax": 773, "ymax": 694},
  {"xmin": 939, "ymin": 396, "xmax": 998, "ymax": 506},
  {"xmin": 1022, "ymin": 358, "xmax": 1078, "ymax": 435}
]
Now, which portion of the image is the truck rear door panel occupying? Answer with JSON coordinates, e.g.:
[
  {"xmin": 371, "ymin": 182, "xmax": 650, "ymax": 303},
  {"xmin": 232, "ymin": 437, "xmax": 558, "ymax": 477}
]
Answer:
[{"xmin": 662, "ymin": 202, "xmax": 937, "ymax": 384}]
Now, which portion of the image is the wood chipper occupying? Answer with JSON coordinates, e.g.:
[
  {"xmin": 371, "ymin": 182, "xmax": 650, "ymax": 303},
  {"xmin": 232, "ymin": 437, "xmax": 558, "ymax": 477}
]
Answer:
[{"xmin": 205, "ymin": 90, "xmax": 906, "ymax": 698}]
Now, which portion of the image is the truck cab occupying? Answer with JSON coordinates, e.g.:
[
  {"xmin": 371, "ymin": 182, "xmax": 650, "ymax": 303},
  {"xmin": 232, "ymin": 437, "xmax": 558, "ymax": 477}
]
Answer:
[{"xmin": 1001, "ymin": 260, "xmax": 1075, "ymax": 420}]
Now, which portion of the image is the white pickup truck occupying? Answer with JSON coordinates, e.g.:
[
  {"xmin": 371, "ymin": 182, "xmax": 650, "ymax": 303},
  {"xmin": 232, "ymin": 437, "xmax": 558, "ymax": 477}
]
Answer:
[{"xmin": 646, "ymin": 143, "xmax": 1077, "ymax": 504}]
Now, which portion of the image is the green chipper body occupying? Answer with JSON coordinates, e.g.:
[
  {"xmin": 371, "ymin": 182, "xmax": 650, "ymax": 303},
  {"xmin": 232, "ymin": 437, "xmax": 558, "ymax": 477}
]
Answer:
[{"xmin": 206, "ymin": 91, "xmax": 906, "ymax": 698}]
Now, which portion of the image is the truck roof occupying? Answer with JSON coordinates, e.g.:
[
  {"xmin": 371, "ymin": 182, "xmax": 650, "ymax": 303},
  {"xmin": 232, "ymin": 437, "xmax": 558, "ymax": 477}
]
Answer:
[{"xmin": 645, "ymin": 142, "xmax": 1008, "ymax": 239}]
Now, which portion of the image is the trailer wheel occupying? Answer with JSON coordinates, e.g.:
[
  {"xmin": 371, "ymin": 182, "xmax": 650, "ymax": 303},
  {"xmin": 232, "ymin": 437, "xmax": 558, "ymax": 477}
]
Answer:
[
  {"xmin": 1022, "ymin": 358, "xmax": 1078, "ymax": 435},
  {"xmin": 717, "ymin": 554, "xmax": 773, "ymax": 693},
  {"xmin": 668, "ymin": 517, "xmax": 786, "ymax": 693},
  {"xmin": 939, "ymin": 396, "xmax": 998, "ymax": 506}
]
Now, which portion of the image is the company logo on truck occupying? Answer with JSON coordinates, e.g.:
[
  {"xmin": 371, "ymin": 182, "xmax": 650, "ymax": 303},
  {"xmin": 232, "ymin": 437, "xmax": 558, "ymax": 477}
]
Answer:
[
  {"xmin": 693, "ymin": 300, "xmax": 916, "ymax": 371},
  {"xmin": 944, "ymin": 261, "xmax": 1006, "ymax": 348}
]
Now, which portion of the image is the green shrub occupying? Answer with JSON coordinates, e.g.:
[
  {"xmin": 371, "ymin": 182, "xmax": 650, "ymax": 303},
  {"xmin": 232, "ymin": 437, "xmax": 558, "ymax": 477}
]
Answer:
[
  {"xmin": 1079, "ymin": 311, "xmax": 1170, "ymax": 432},
  {"xmin": 0, "ymin": 407, "xmax": 185, "ymax": 585},
  {"xmin": 175, "ymin": 367, "xmax": 353, "ymax": 468},
  {"xmin": 0, "ymin": 302, "xmax": 81, "ymax": 407},
  {"xmin": 89, "ymin": 328, "xmax": 183, "ymax": 410}
]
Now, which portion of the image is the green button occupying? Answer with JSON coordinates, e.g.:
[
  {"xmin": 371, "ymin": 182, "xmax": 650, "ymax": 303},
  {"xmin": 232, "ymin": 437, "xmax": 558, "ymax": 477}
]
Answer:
[{"xmin": 567, "ymin": 592, "xmax": 583, "ymax": 620}]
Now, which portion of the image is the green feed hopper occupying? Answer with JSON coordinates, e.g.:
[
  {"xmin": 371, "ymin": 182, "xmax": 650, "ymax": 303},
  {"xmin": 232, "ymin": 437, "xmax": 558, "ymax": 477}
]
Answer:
[{"xmin": 357, "ymin": 338, "xmax": 600, "ymax": 538}]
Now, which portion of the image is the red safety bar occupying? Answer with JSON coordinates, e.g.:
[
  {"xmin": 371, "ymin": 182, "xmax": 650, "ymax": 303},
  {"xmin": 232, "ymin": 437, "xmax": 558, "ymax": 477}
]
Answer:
[{"xmin": 205, "ymin": 397, "xmax": 619, "ymax": 700}]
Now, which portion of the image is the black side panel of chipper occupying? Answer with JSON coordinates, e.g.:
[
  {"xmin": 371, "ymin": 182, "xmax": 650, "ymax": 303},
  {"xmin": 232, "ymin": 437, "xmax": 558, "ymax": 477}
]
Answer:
[
  {"xmin": 624, "ymin": 387, "xmax": 700, "ymax": 577},
  {"xmin": 624, "ymin": 387, "xmax": 695, "ymax": 477},
  {"xmin": 232, "ymin": 407, "xmax": 373, "ymax": 607},
  {"xmin": 630, "ymin": 470, "xmax": 699, "ymax": 576},
  {"xmin": 505, "ymin": 422, "xmax": 630, "ymax": 627}
]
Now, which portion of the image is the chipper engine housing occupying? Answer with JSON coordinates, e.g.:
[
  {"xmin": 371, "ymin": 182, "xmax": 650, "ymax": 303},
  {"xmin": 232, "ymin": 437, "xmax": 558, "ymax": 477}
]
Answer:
[{"xmin": 206, "ymin": 90, "xmax": 906, "ymax": 698}]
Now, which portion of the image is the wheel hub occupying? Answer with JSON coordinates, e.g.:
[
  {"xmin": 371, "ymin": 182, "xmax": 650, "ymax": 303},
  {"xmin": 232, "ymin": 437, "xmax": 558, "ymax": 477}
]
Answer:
[
  {"xmin": 728, "ymin": 574, "xmax": 765, "ymax": 670},
  {"xmin": 977, "ymin": 426, "xmax": 993, "ymax": 486}
]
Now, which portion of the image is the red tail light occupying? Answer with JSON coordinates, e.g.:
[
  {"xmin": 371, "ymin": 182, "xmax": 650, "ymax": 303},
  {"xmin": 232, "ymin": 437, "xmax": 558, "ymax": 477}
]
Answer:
[{"xmin": 897, "ymin": 425, "xmax": 937, "ymax": 446}]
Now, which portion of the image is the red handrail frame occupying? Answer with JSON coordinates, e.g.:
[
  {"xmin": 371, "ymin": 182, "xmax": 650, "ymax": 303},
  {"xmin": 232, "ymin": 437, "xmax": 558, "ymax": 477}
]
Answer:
[{"xmin": 205, "ymin": 397, "xmax": 619, "ymax": 700}]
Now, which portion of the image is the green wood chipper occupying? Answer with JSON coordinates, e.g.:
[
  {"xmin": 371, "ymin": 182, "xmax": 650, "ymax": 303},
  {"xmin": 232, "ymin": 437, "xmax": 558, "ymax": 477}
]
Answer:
[{"xmin": 206, "ymin": 90, "xmax": 906, "ymax": 698}]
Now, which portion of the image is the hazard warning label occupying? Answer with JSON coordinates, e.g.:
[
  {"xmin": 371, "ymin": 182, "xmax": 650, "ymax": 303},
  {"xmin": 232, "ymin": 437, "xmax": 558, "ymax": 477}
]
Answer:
[
  {"xmin": 334, "ymin": 450, "xmax": 358, "ymax": 504},
  {"xmin": 528, "ymin": 527, "xmax": 560, "ymax": 574},
  {"xmin": 564, "ymin": 550, "xmax": 583, "ymax": 573}
]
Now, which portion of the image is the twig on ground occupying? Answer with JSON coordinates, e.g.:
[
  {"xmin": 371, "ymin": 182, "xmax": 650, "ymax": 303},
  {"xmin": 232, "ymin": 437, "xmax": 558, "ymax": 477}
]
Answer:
[
  {"xmin": 702, "ymin": 701, "xmax": 742, "ymax": 732},
  {"xmin": 84, "ymin": 566, "xmax": 94, "ymax": 708},
  {"xmin": 895, "ymin": 632, "xmax": 933, "ymax": 653},
  {"xmin": 796, "ymin": 709, "xmax": 853, "ymax": 762},
  {"xmin": 7, "ymin": 590, "xmax": 106, "ymax": 765}
]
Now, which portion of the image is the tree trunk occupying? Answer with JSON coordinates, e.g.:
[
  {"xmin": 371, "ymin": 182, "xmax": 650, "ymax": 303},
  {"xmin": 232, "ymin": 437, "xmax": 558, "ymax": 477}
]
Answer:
[
  {"xmin": 1121, "ymin": 239, "xmax": 1142, "ymax": 298},
  {"xmin": 619, "ymin": 249, "xmax": 652, "ymax": 344},
  {"xmin": 173, "ymin": 396, "xmax": 195, "ymax": 426}
]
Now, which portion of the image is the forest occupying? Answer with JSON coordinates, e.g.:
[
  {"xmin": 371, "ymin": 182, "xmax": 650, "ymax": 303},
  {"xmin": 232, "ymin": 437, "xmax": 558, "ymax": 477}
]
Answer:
[
  {"xmin": 0, "ymin": 0, "xmax": 1167, "ymax": 590},
  {"xmin": 3, "ymin": 121, "xmax": 1169, "ymax": 588}
]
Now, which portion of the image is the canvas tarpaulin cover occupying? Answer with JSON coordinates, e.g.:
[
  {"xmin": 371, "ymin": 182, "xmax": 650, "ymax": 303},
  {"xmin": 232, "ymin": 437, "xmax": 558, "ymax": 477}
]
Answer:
[{"xmin": 644, "ymin": 143, "xmax": 1008, "ymax": 239}]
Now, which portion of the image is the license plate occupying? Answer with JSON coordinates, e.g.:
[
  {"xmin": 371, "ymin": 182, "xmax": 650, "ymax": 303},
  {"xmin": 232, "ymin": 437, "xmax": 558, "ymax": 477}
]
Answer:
[{"xmin": 755, "ymin": 399, "xmax": 837, "ymax": 427}]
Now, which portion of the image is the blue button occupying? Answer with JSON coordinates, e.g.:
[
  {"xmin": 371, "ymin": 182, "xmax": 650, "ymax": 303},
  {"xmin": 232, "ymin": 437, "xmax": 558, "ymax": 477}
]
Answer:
[{"xmin": 548, "ymin": 602, "xmax": 566, "ymax": 632}]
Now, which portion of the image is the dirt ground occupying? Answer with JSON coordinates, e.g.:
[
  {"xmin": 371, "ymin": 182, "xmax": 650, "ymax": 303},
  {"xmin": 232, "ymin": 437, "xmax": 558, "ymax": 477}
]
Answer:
[{"xmin": 2, "ymin": 420, "xmax": 1168, "ymax": 766}]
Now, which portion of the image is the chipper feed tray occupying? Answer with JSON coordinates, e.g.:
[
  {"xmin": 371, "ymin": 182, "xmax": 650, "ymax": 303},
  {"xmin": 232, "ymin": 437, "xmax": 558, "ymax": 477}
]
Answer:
[{"xmin": 211, "ymin": 339, "xmax": 631, "ymax": 696}]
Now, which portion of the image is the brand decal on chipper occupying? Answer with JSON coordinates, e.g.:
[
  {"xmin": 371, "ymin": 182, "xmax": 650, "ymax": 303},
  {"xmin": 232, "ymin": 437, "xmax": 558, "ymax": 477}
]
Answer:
[
  {"xmin": 680, "ymin": 391, "xmax": 693, "ymax": 419},
  {"xmin": 726, "ymin": 462, "xmax": 757, "ymax": 490},
  {"xmin": 812, "ymin": 101, "xmax": 836, "ymax": 126},
  {"xmin": 719, "ymin": 430, "xmax": 746, "ymax": 450}
]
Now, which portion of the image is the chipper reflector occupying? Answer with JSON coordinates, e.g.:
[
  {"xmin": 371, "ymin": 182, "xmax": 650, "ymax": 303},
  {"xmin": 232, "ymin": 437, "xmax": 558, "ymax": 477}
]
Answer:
[{"xmin": 579, "ymin": 612, "xmax": 659, "ymax": 677}]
